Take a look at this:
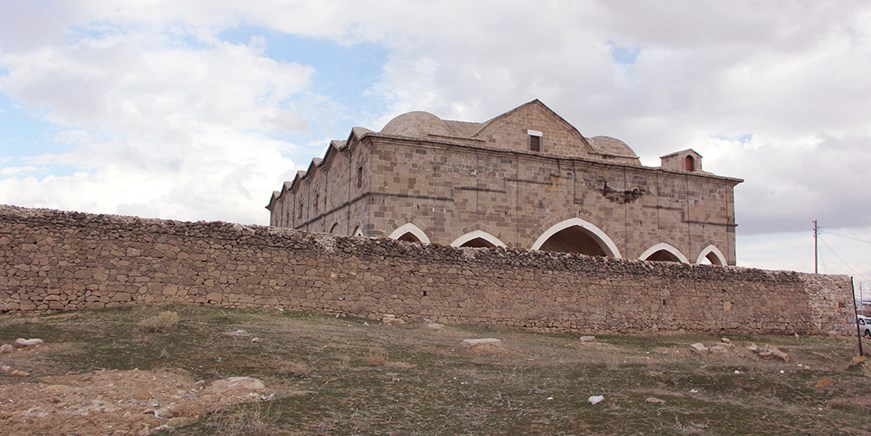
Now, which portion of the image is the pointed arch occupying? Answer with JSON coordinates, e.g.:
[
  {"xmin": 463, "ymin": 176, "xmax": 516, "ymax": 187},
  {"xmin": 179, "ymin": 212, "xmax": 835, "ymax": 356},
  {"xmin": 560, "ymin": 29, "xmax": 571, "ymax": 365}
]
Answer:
[
  {"xmin": 639, "ymin": 242, "xmax": 689, "ymax": 263},
  {"xmin": 328, "ymin": 223, "xmax": 339, "ymax": 234},
  {"xmin": 697, "ymin": 245, "xmax": 727, "ymax": 266},
  {"xmin": 531, "ymin": 218, "xmax": 622, "ymax": 258},
  {"xmin": 388, "ymin": 223, "xmax": 431, "ymax": 244},
  {"xmin": 352, "ymin": 226, "xmax": 364, "ymax": 237},
  {"xmin": 450, "ymin": 230, "xmax": 507, "ymax": 248}
]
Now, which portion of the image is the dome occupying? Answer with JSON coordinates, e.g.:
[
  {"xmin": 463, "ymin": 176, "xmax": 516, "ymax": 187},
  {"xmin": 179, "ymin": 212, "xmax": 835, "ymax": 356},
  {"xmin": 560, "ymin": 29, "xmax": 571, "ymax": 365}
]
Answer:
[
  {"xmin": 380, "ymin": 111, "xmax": 451, "ymax": 137},
  {"xmin": 588, "ymin": 136, "xmax": 638, "ymax": 158}
]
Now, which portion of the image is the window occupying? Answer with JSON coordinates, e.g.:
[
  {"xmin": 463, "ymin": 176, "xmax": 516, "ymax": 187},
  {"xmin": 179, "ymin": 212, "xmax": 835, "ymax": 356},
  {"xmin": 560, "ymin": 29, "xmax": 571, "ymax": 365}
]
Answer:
[
  {"xmin": 528, "ymin": 130, "xmax": 542, "ymax": 152},
  {"xmin": 298, "ymin": 202, "xmax": 303, "ymax": 219},
  {"xmin": 357, "ymin": 166, "xmax": 363, "ymax": 188},
  {"xmin": 685, "ymin": 155, "xmax": 695, "ymax": 171},
  {"xmin": 314, "ymin": 194, "xmax": 319, "ymax": 212}
]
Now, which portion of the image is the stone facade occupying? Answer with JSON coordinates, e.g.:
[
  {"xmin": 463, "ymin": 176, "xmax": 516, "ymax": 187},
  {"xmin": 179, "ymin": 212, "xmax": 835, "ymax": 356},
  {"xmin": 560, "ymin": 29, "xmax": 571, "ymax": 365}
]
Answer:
[
  {"xmin": 0, "ymin": 206, "xmax": 853, "ymax": 335},
  {"xmin": 268, "ymin": 100, "xmax": 743, "ymax": 265}
]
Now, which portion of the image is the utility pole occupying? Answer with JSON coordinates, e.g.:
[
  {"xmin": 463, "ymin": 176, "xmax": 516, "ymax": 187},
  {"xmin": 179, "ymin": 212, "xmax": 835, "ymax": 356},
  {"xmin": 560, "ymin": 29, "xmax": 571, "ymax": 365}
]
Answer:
[{"xmin": 813, "ymin": 220, "xmax": 818, "ymax": 274}]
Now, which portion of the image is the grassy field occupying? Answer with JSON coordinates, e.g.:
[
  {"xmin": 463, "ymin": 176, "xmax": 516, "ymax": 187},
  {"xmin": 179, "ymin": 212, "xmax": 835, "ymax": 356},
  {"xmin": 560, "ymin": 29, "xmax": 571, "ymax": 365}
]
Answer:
[{"xmin": 1, "ymin": 305, "xmax": 869, "ymax": 435}]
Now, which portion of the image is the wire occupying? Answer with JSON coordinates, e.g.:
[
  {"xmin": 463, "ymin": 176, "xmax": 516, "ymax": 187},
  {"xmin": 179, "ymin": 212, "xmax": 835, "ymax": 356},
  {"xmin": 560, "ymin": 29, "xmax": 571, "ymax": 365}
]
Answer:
[
  {"xmin": 818, "ymin": 236, "xmax": 870, "ymax": 283},
  {"xmin": 821, "ymin": 231, "xmax": 871, "ymax": 245}
]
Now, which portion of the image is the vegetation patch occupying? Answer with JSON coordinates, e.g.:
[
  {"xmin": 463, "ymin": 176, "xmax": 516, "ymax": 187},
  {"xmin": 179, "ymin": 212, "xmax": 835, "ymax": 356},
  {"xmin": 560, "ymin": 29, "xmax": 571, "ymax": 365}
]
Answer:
[{"xmin": 1, "ymin": 305, "xmax": 868, "ymax": 434}]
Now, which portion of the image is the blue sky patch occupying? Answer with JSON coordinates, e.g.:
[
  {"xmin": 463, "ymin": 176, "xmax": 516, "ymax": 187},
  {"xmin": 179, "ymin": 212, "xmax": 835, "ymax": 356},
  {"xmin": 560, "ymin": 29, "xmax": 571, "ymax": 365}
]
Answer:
[{"xmin": 609, "ymin": 40, "xmax": 640, "ymax": 65}]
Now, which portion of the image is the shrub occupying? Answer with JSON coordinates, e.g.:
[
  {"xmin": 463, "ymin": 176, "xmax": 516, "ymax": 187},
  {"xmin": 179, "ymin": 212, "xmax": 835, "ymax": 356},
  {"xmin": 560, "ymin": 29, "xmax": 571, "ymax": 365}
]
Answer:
[
  {"xmin": 137, "ymin": 311, "xmax": 179, "ymax": 333},
  {"xmin": 362, "ymin": 349, "xmax": 388, "ymax": 366}
]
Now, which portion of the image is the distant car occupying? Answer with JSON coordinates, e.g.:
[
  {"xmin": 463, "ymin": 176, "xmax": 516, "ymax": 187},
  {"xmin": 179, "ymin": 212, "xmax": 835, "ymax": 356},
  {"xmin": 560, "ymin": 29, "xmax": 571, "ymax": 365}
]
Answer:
[{"xmin": 859, "ymin": 316, "xmax": 871, "ymax": 338}]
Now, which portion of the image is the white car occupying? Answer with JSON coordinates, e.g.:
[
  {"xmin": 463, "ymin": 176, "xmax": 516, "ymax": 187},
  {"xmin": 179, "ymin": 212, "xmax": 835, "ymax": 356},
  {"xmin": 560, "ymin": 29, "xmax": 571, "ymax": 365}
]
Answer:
[{"xmin": 858, "ymin": 316, "xmax": 871, "ymax": 338}]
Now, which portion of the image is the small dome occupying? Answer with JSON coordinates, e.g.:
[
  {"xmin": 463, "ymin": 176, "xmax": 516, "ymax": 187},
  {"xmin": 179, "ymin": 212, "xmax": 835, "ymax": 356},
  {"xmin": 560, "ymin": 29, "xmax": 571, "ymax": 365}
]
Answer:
[
  {"xmin": 589, "ymin": 136, "xmax": 638, "ymax": 158},
  {"xmin": 380, "ymin": 111, "xmax": 450, "ymax": 137}
]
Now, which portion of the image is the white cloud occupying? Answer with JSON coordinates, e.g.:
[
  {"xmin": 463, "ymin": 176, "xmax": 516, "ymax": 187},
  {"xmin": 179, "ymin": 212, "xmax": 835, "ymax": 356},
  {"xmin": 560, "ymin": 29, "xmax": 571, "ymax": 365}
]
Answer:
[
  {"xmin": 1, "ymin": 0, "xmax": 870, "ymax": 266},
  {"xmin": 0, "ymin": 7, "xmax": 315, "ymax": 224}
]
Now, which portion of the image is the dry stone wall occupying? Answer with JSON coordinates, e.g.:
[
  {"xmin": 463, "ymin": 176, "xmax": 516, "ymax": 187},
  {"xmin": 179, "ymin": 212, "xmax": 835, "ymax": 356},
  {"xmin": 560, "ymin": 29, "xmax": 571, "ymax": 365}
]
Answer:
[{"xmin": 0, "ymin": 205, "xmax": 854, "ymax": 335}]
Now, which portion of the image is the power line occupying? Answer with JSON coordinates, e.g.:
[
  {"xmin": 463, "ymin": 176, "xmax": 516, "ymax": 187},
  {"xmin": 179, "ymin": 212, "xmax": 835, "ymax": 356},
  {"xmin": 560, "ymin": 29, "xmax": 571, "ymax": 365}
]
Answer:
[
  {"xmin": 818, "ymin": 235, "xmax": 870, "ymax": 283},
  {"xmin": 821, "ymin": 231, "xmax": 871, "ymax": 245}
]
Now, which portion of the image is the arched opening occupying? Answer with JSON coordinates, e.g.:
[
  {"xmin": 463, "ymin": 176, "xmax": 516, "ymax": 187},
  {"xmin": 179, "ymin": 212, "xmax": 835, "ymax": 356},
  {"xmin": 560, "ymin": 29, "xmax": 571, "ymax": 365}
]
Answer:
[
  {"xmin": 532, "ymin": 218, "xmax": 621, "ymax": 258},
  {"xmin": 450, "ymin": 230, "xmax": 506, "ymax": 248},
  {"xmin": 353, "ymin": 226, "xmax": 364, "ymax": 237},
  {"xmin": 397, "ymin": 232, "xmax": 422, "ymax": 243},
  {"xmin": 460, "ymin": 237, "xmax": 495, "ymax": 248},
  {"xmin": 639, "ymin": 242, "xmax": 689, "ymax": 263},
  {"xmin": 696, "ymin": 245, "xmax": 726, "ymax": 266},
  {"xmin": 646, "ymin": 250, "xmax": 681, "ymax": 262},
  {"xmin": 539, "ymin": 227, "xmax": 608, "ymax": 255},
  {"xmin": 685, "ymin": 155, "xmax": 695, "ymax": 171},
  {"xmin": 388, "ymin": 223, "xmax": 431, "ymax": 244},
  {"xmin": 329, "ymin": 223, "xmax": 339, "ymax": 234}
]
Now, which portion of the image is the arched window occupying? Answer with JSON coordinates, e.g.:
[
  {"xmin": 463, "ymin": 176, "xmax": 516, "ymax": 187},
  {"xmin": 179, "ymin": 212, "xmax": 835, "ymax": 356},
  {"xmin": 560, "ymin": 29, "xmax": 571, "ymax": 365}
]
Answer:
[
  {"xmin": 639, "ymin": 242, "xmax": 690, "ymax": 263},
  {"xmin": 531, "ymin": 218, "xmax": 622, "ymax": 258},
  {"xmin": 685, "ymin": 155, "xmax": 695, "ymax": 171},
  {"xmin": 388, "ymin": 223, "xmax": 431, "ymax": 244}
]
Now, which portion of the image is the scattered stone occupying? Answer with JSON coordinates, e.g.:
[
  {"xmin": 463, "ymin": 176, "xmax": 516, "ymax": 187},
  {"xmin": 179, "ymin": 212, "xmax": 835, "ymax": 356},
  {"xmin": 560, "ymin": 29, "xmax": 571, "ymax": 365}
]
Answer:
[
  {"xmin": 251, "ymin": 337, "xmax": 260, "ymax": 343},
  {"xmin": 747, "ymin": 343, "xmax": 759, "ymax": 353},
  {"xmin": 10, "ymin": 370, "xmax": 29, "ymax": 377},
  {"xmin": 588, "ymin": 395, "xmax": 604, "ymax": 405},
  {"xmin": 382, "ymin": 314, "xmax": 405, "ymax": 325},
  {"xmin": 204, "ymin": 376, "xmax": 266, "ymax": 396},
  {"xmin": 720, "ymin": 338, "xmax": 732, "ymax": 344},
  {"xmin": 0, "ymin": 365, "xmax": 10, "ymax": 373},
  {"xmin": 767, "ymin": 346, "xmax": 790, "ymax": 362},
  {"xmin": 645, "ymin": 397, "xmax": 666, "ymax": 404},
  {"xmin": 426, "ymin": 323, "xmax": 444, "ymax": 330},
  {"xmin": 815, "ymin": 376, "xmax": 834, "ymax": 389},
  {"xmin": 689, "ymin": 343, "xmax": 708, "ymax": 355},
  {"xmin": 224, "ymin": 329, "xmax": 250, "ymax": 337},
  {"xmin": 0, "ymin": 344, "xmax": 14, "ymax": 354},
  {"xmin": 14, "ymin": 338, "xmax": 44, "ymax": 348},
  {"xmin": 462, "ymin": 338, "xmax": 502, "ymax": 348},
  {"xmin": 754, "ymin": 345, "xmax": 789, "ymax": 362},
  {"xmin": 579, "ymin": 336, "xmax": 596, "ymax": 343},
  {"xmin": 159, "ymin": 349, "xmax": 170, "ymax": 359},
  {"xmin": 709, "ymin": 344, "xmax": 729, "ymax": 354},
  {"xmin": 848, "ymin": 355, "xmax": 867, "ymax": 369}
]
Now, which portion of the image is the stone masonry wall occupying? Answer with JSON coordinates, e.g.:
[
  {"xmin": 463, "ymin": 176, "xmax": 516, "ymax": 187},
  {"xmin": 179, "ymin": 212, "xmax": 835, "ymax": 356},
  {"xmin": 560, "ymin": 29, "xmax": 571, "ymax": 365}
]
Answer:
[{"xmin": 0, "ymin": 205, "xmax": 854, "ymax": 335}]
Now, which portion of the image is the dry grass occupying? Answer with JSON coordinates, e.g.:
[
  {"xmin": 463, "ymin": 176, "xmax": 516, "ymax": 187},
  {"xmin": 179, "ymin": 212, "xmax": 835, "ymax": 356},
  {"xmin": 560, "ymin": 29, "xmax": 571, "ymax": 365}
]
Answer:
[
  {"xmin": 202, "ymin": 402, "xmax": 281, "ymax": 435},
  {"xmin": 136, "ymin": 311, "xmax": 179, "ymax": 333},
  {"xmin": 362, "ymin": 348, "xmax": 388, "ymax": 366},
  {"xmin": 3, "ymin": 305, "xmax": 870, "ymax": 435},
  {"xmin": 277, "ymin": 361, "xmax": 311, "ymax": 378}
]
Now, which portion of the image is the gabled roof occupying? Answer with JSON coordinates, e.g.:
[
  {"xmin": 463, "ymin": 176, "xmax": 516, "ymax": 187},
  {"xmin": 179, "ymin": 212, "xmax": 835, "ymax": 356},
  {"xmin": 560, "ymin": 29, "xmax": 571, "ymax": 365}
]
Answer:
[
  {"xmin": 470, "ymin": 99, "xmax": 595, "ymax": 151},
  {"xmin": 660, "ymin": 148, "xmax": 703, "ymax": 159}
]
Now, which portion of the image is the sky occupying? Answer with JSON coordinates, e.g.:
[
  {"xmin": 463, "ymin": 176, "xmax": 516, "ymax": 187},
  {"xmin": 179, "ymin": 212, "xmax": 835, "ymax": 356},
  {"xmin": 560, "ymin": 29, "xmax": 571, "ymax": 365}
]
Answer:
[{"xmin": 1, "ymin": 1, "xmax": 870, "ymax": 291}]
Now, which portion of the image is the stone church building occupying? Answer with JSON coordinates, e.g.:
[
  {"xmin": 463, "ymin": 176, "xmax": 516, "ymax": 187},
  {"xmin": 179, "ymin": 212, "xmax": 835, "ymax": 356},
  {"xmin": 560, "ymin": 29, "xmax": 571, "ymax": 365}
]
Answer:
[{"xmin": 267, "ymin": 100, "xmax": 742, "ymax": 265}]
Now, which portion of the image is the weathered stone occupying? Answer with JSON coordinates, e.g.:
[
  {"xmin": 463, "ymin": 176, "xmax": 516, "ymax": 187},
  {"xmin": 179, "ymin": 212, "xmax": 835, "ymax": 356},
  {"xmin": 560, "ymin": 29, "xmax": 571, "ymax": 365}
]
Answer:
[
  {"xmin": 462, "ymin": 338, "xmax": 502, "ymax": 348},
  {"xmin": 0, "ymin": 205, "xmax": 856, "ymax": 337},
  {"xmin": 382, "ymin": 314, "xmax": 405, "ymax": 325},
  {"xmin": 689, "ymin": 343, "xmax": 708, "ymax": 355},
  {"xmin": 0, "ymin": 344, "xmax": 14, "ymax": 354},
  {"xmin": 15, "ymin": 338, "xmax": 44, "ymax": 348},
  {"xmin": 579, "ymin": 336, "xmax": 596, "ymax": 343},
  {"xmin": 709, "ymin": 345, "xmax": 729, "ymax": 354}
]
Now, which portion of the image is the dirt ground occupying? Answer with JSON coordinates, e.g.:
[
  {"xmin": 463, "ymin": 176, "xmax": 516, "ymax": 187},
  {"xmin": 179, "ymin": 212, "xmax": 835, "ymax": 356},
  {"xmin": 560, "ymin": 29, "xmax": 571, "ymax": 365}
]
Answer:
[
  {"xmin": 1, "ymin": 306, "xmax": 870, "ymax": 435},
  {"xmin": 0, "ymin": 343, "xmax": 295, "ymax": 435}
]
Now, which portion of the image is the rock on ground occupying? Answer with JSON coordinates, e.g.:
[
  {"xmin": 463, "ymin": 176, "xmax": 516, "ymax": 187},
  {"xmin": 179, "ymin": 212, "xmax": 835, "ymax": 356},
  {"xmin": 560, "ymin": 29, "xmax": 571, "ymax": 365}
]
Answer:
[
  {"xmin": 14, "ymin": 338, "xmax": 44, "ymax": 348},
  {"xmin": 579, "ymin": 336, "xmax": 596, "ymax": 343},
  {"xmin": 462, "ymin": 338, "xmax": 502, "ymax": 348},
  {"xmin": 689, "ymin": 343, "xmax": 708, "ymax": 355},
  {"xmin": 382, "ymin": 314, "xmax": 405, "ymax": 325}
]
